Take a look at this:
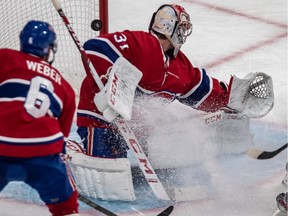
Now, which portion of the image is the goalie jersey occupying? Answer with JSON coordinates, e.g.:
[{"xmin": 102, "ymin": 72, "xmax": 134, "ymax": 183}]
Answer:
[
  {"xmin": 0, "ymin": 49, "xmax": 76, "ymax": 157},
  {"xmin": 77, "ymin": 30, "xmax": 229, "ymax": 128}
]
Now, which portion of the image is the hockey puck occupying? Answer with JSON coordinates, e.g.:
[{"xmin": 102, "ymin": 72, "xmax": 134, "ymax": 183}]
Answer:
[{"xmin": 91, "ymin": 19, "xmax": 103, "ymax": 31}]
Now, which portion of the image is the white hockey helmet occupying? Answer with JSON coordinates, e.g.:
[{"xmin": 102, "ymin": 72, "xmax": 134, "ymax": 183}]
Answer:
[{"xmin": 149, "ymin": 4, "xmax": 193, "ymax": 57}]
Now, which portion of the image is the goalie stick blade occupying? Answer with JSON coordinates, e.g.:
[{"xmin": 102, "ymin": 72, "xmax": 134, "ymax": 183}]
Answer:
[
  {"xmin": 79, "ymin": 194, "xmax": 173, "ymax": 216},
  {"xmin": 157, "ymin": 205, "xmax": 174, "ymax": 216},
  {"xmin": 78, "ymin": 194, "xmax": 118, "ymax": 216},
  {"xmin": 247, "ymin": 143, "xmax": 288, "ymax": 160}
]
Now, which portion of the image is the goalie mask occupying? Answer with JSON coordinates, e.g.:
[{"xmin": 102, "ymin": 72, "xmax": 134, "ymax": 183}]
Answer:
[{"xmin": 149, "ymin": 4, "xmax": 193, "ymax": 57}]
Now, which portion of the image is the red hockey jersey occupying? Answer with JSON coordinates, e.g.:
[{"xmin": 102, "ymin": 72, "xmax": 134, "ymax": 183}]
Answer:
[
  {"xmin": 77, "ymin": 30, "xmax": 229, "ymax": 128},
  {"xmin": 0, "ymin": 49, "xmax": 76, "ymax": 157}
]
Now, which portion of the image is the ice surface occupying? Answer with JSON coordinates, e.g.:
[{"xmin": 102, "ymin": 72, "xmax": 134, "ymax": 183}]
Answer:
[{"xmin": 0, "ymin": 0, "xmax": 287, "ymax": 215}]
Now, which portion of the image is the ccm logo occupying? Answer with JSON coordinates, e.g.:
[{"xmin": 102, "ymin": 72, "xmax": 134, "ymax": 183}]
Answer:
[
  {"xmin": 129, "ymin": 138, "xmax": 143, "ymax": 154},
  {"xmin": 205, "ymin": 113, "xmax": 222, "ymax": 124},
  {"xmin": 129, "ymin": 138, "xmax": 154, "ymax": 175},
  {"xmin": 109, "ymin": 74, "xmax": 119, "ymax": 105}
]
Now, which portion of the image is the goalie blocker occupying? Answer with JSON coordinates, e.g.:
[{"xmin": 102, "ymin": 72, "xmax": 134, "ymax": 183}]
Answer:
[{"xmin": 94, "ymin": 57, "xmax": 143, "ymax": 122}]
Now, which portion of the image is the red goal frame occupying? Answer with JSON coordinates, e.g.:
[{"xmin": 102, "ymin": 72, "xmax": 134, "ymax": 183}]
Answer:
[{"xmin": 99, "ymin": 0, "xmax": 108, "ymax": 35}]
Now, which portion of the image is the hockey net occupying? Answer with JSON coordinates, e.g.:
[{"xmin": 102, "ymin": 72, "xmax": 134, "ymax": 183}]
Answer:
[{"xmin": 0, "ymin": 0, "xmax": 108, "ymax": 98}]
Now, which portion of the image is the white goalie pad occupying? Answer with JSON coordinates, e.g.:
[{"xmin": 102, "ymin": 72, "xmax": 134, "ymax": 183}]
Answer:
[
  {"xmin": 94, "ymin": 57, "xmax": 143, "ymax": 122},
  {"xmin": 65, "ymin": 141, "xmax": 136, "ymax": 201},
  {"xmin": 228, "ymin": 72, "xmax": 274, "ymax": 118}
]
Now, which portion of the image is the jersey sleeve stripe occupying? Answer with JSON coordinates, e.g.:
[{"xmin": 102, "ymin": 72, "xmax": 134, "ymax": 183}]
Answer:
[
  {"xmin": 0, "ymin": 132, "xmax": 63, "ymax": 144},
  {"xmin": 83, "ymin": 38, "xmax": 122, "ymax": 63},
  {"xmin": 178, "ymin": 68, "xmax": 212, "ymax": 107},
  {"xmin": 86, "ymin": 50, "xmax": 114, "ymax": 64}
]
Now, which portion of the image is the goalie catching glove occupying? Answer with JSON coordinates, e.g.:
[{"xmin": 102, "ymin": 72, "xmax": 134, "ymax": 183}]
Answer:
[
  {"xmin": 227, "ymin": 72, "xmax": 274, "ymax": 118},
  {"xmin": 94, "ymin": 57, "xmax": 143, "ymax": 122}
]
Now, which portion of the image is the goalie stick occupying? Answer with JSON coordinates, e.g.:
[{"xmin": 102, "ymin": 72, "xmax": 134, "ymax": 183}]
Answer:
[
  {"xmin": 51, "ymin": 0, "xmax": 170, "ymax": 201},
  {"xmin": 78, "ymin": 194, "xmax": 117, "ymax": 216},
  {"xmin": 247, "ymin": 143, "xmax": 288, "ymax": 160},
  {"xmin": 78, "ymin": 194, "xmax": 174, "ymax": 216}
]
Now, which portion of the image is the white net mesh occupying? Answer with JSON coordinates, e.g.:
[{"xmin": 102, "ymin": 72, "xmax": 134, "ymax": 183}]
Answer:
[
  {"xmin": 228, "ymin": 72, "xmax": 274, "ymax": 118},
  {"xmin": 0, "ymin": 0, "xmax": 101, "ymax": 97},
  {"xmin": 248, "ymin": 74, "xmax": 269, "ymax": 99}
]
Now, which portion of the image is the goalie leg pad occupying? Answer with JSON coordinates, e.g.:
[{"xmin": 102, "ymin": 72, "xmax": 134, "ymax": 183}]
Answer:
[{"xmin": 66, "ymin": 142, "xmax": 136, "ymax": 201}]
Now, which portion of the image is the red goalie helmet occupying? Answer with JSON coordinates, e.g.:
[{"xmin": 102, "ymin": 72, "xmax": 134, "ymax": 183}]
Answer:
[{"xmin": 149, "ymin": 4, "xmax": 193, "ymax": 57}]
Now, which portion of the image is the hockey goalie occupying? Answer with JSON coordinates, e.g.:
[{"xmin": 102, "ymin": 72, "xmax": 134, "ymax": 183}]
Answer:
[
  {"xmin": 65, "ymin": 4, "xmax": 274, "ymax": 202},
  {"xmin": 66, "ymin": 58, "xmax": 274, "ymax": 202}
]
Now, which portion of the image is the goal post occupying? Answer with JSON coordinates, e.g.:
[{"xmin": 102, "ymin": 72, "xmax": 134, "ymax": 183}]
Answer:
[
  {"xmin": 99, "ymin": 0, "xmax": 109, "ymax": 35},
  {"xmin": 0, "ymin": 0, "xmax": 109, "ymax": 98}
]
